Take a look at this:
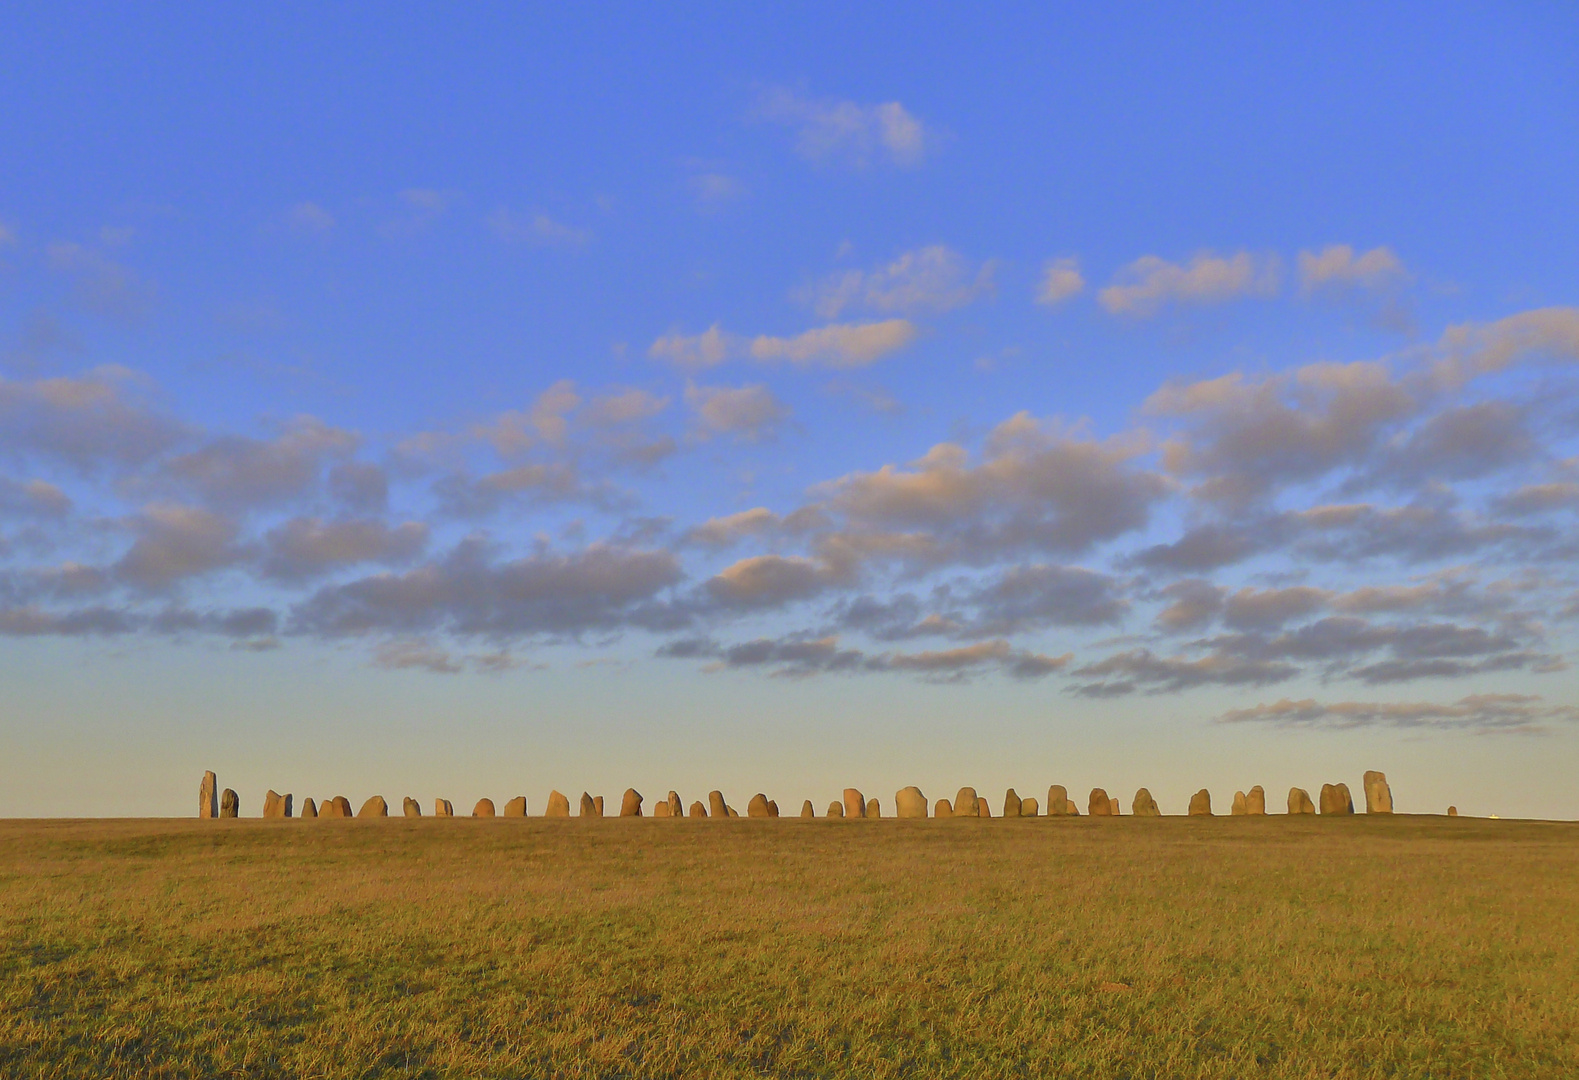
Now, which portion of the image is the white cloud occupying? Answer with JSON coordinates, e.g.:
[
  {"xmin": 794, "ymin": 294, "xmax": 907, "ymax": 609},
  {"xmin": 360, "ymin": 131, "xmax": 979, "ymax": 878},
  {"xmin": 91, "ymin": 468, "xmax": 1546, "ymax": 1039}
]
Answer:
[
  {"xmin": 803, "ymin": 246, "xmax": 994, "ymax": 319},
  {"xmin": 1098, "ymin": 251, "xmax": 1280, "ymax": 317},
  {"xmin": 685, "ymin": 382, "xmax": 789, "ymax": 440},
  {"xmin": 649, "ymin": 325, "xmax": 734, "ymax": 370},
  {"xmin": 749, "ymin": 319, "xmax": 918, "ymax": 368},
  {"xmin": 759, "ymin": 89, "xmax": 930, "ymax": 168},
  {"xmin": 1298, "ymin": 244, "xmax": 1409, "ymax": 295},
  {"xmin": 488, "ymin": 208, "xmax": 591, "ymax": 248},
  {"xmin": 1036, "ymin": 257, "xmax": 1085, "ymax": 306}
]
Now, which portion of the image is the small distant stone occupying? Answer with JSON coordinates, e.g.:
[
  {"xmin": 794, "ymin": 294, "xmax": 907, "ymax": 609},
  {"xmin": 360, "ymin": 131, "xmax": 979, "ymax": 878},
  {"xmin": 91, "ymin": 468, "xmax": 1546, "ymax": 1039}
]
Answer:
[
  {"xmin": 653, "ymin": 799, "xmax": 671, "ymax": 817},
  {"xmin": 1231, "ymin": 791, "xmax": 1248, "ymax": 816},
  {"xmin": 434, "ymin": 799, "xmax": 453, "ymax": 817},
  {"xmin": 689, "ymin": 800, "xmax": 708, "ymax": 818},
  {"xmin": 748, "ymin": 793, "xmax": 771, "ymax": 818},
  {"xmin": 1288, "ymin": 787, "xmax": 1316, "ymax": 815},
  {"xmin": 708, "ymin": 790, "xmax": 729, "ymax": 819},
  {"xmin": 977, "ymin": 799, "xmax": 991, "ymax": 818},
  {"xmin": 1246, "ymin": 786, "xmax": 1267, "ymax": 815},
  {"xmin": 667, "ymin": 791, "xmax": 684, "ymax": 817},
  {"xmin": 594, "ymin": 796, "xmax": 604, "ymax": 816},
  {"xmin": 866, "ymin": 797, "xmax": 881, "ymax": 818},
  {"xmin": 358, "ymin": 796, "xmax": 388, "ymax": 818},
  {"xmin": 220, "ymin": 789, "xmax": 239, "ymax": 818},
  {"xmin": 1088, "ymin": 788, "xmax": 1112, "ymax": 817},
  {"xmin": 403, "ymin": 797, "xmax": 422, "ymax": 818},
  {"xmin": 827, "ymin": 800, "xmax": 845, "ymax": 818},
  {"xmin": 727, "ymin": 807, "xmax": 739, "ymax": 818},
  {"xmin": 620, "ymin": 789, "xmax": 643, "ymax": 817},
  {"xmin": 301, "ymin": 797, "xmax": 318, "ymax": 819},
  {"xmin": 473, "ymin": 798, "xmax": 495, "ymax": 818},
  {"xmin": 263, "ymin": 790, "xmax": 290, "ymax": 819},
  {"xmin": 1188, "ymin": 789, "xmax": 1213, "ymax": 817},
  {"xmin": 767, "ymin": 800, "xmax": 779, "ymax": 818},
  {"xmin": 1108, "ymin": 794, "xmax": 1121, "ymax": 817},
  {"xmin": 1131, "ymin": 788, "xmax": 1160, "ymax": 817},
  {"xmin": 934, "ymin": 798, "xmax": 953, "ymax": 818},
  {"xmin": 895, "ymin": 786, "xmax": 927, "ymax": 818},
  {"xmin": 1363, "ymin": 770, "xmax": 1393, "ymax": 814},
  {"xmin": 1020, "ymin": 796, "xmax": 1040, "ymax": 817},
  {"xmin": 1447, "ymin": 805, "xmax": 1458, "ymax": 817},
  {"xmin": 332, "ymin": 796, "xmax": 352, "ymax": 818},
  {"xmin": 546, "ymin": 791, "xmax": 570, "ymax": 817},
  {"xmin": 800, "ymin": 800, "xmax": 815, "ymax": 818},
  {"xmin": 1003, "ymin": 788, "xmax": 1022, "ymax": 818},
  {"xmin": 503, "ymin": 796, "xmax": 528, "ymax": 817}
]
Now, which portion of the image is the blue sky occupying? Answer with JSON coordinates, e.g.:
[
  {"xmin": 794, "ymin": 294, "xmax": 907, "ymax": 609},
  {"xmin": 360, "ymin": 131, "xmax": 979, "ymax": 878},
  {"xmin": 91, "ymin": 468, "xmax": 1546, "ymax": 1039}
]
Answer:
[{"xmin": 3, "ymin": 3, "xmax": 1578, "ymax": 818}]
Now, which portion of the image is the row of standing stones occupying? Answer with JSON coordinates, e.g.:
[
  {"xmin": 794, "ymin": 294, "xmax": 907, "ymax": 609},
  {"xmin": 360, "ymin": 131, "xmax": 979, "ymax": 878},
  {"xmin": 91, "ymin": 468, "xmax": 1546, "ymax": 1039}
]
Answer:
[{"xmin": 200, "ymin": 771, "xmax": 1439, "ymax": 820}]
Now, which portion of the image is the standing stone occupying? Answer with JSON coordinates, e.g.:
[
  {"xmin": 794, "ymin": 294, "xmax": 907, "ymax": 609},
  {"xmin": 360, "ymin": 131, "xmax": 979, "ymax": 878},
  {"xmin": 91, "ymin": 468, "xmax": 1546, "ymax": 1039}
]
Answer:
[
  {"xmin": 1132, "ymin": 788, "xmax": 1160, "ymax": 816},
  {"xmin": 301, "ymin": 797, "xmax": 318, "ymax": 819},
  {"xmin": 954, "ymin": 787, "xmax": 978, "ymax": 817},
  {"xmin": 1188, "ymin": 789, "xmax": 1213, "ymax": 816},
  {"xmin": 333, "ymin": 796, "xmax": 353, "ymax": 817},
  {"xmin": 199, "ymin": 772, "xmax": 218, "ymax": 819},
  {"xmin": 827, "ymin": 800, "xmax": 844, "ymax": 817},
  {"xmin": 895, "ymin": 786, "xmax": 927, "ymax": 818},
  {"xmin": 1319, "ymin": 783, "xmax": 1354, "ymax": 815},
  {"xmin": 263, "ymin": 790, "xmax": 288, "ymax": 818},
  {"xmin": 1447, "ymin": 806, "xmax": 1458, "ymax": 817},
  {"xmin": 1088, "ymin": 788, "xmax": 1112, "ymax": 816},
  {"xmin": 580, "ymin": 792, "xmax": 598, "ymax": 817},
  {"xmin": 1021, "ymin": 796, "xmax": 1040, "ymax": 817},
  {"xmin": 1288, "ymin": 787, "xmax": 1316, "ymax": 814},
  {"xmin": 1231, "ymin": 791, "xmax": 1248, "ymax": 816},
  {"xmin": 1003, "ymin": 788, "xmax": 1022, "ymax": 818},
  {"xmin": 403, "ymin": 797, "xmax": 422, "ymax": 818},
  {"xmin": 1048, "ymin": 785, "xmax": 1074, "ymax": 816},
  {"xmin": 727, "ymin": 807, "xmax": 740, "ymax": 818},
  {"xmin": 1108, "ymin": 795, "xmax": 1121, "ymax": 816},
  {"xmin": 748, "ymin": 793, "xmax": 771, "ymax": 818},
  {"xmin": 844, "ymin": 788, "xmax": 867, "ymax": 818},
  {"xmin": 977, "ymin": 799, "xmax": 991, "ymax": 818},
  {"xmin": 359, "ymin": 796, "xmax": 388, "ymax": 818},
  {"xmin": 620, "ymin": 789, "xmax": 643, "ymax": 817},
  {"xmin": 866, "ymin": 798, "xmax": 881, "ymax": 818},
  {"xmin": 653, "ymin": 800, "xmax": 672, "ymax": 817},
  {"xmin": 767, "ymin": 800, "xmax": 779, "ymax": 817},
  {"xmin": 668, "ymin": 791, "xmax": 684, "ymax": 817},
  {"xmin": 220, "ymin": 789, "xmax": 240, "ymax": 818},
  {"xmin": 1247, "ymin": 786, "xmax": 1267, "ymax": 815},
  {"xmin": 709, "ymin": 791, "xmax": 729, "ymax": 819},
  {"xmin": 1363, "ymin": 771, "xmax": 1394, "ymax": 814},
  {"xmin": 546, "ymin": 791, "xmax": 570, "ymax": 817},
  {"xmin": 801, "ymin": 800, "xmax": 815, "ymax": 818},
  {"xmin": 934, "ymin": 798, "xmax": 953, "ymax": 818},
  {"xmin": 593, "ymin": 796, "xmax": 604, "ymax": 816},
  {"xmin": 689, "ymin": 800, "xmax": 708, "ymax": 818},
  {"xmin": 503, "ymin": 796, "xmax": 528, "ymax": 817},
  {"xmin": 434, "ymin": 799, "xmax": 453, "ymax": 817},
  {"xmin": 473, "ymin": 798, "xmax": 495, "ymax": 818}
]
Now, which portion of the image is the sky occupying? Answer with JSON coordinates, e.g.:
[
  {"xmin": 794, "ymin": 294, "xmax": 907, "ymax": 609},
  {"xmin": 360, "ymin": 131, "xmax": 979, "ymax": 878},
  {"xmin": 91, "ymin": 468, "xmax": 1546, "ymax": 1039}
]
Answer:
[{"xmin": 2, "ymin": 3, "xmax": 1578, "ymax": 819}]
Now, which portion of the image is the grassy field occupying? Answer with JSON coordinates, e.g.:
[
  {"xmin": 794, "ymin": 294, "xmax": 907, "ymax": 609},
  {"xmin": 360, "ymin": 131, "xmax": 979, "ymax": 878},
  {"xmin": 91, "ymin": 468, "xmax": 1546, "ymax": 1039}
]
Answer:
[{"xmin": 1, "ymin": 813, "xmax": 1575, "ymax": 1079}]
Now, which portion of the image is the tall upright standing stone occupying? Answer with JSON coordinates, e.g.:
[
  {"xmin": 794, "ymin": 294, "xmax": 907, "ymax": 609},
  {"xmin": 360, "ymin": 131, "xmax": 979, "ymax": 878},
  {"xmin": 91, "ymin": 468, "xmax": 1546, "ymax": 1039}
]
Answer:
[
  {"xmin": 220, "ymin": 789, "xmax": 240, "ymax": 818},
  {"xmin": 708, "ymin": 790, "xmax": 729, "ymax": 819},
  {"xmin": 1048, "ymin": 785, "xmax": 1074, "ymax": 816},
  {"xmin": 1088, "ymin": 788, "xmax": 1112, "ymax": 816},
  {"xmin": 895, "ymin": 786, "xmax": 927, "ymax": 818},
  {"xmin": 503, "ymin": 796, "xmax": 528, "ymax": 817},
  {"xmin": 1132, "ymin": 788, "xmax": 1160, "ymax": 816},
  {"xmin": 1246, "ymin": 786, "xmax": 1267, "ymax": 815},
  {"xmin": 1188, "ymin": 789, "xmax": 1213, "ymax": 816},
  {"xmin": 403, "ymin": 797, "xmax": 422, "ymax": 818},
  {"xmin": 301, "ymin": 797, "xmax": 318, "ymax": 819},
  {"xmin": 546, "ymin": 791, "xmax": 570, "ymax": 817},
  {"xmin": 954, "ymin": 787, "xmax": 978, "ymax": 817},
  {"xmin": 1320, "ymin": 783, "xmax": 1354, "ymax": 815},
  {"xmin": 1288, "ymin": 787, "xmax": 1315, "ymax": 814},
  {"xmin": 1231, "ymin": 791, "xmax": 1248, "ymax": 816},
  {"xmin": 800, "ymin": 799, "xmax": 815, "ymax": 818},
  {"xmin": 767, "ymin": 800, "xmax": 780, "ymax": 818},
  {"xmin": 580, "ymin": 792, "xmax": 598, "ymax": 817},
  {"xmin": 1363, "ymin": 771, "xmax": 1393, "ymax": 814},
  {"xmin": 977, "ymin": 799, "xmax": 991, "ymax": 818},
  {"xmin": 667, "ymin": 791, "xmax": 684, "ymax": 817},
  {"xmin": 844, "ymin": 788, "xmax": 867, "ymax": 818},
  {"xmin": 620, "ymin": 789, "xmax": 643, "ymax": 817},
  {"xmin": 594, "ymin": 796, "xmax": 604, "ymax": 816},
  {"xmin": 1003, "ymin": 789, "xmax": 1022, "ymax": 818},
  {"xmin": 199, "ymin": 772, "xmax": 218, "ymax": 819},
  {"xmin": 865, "ymin": 798, "xmax": 880, "ymax": 818}
]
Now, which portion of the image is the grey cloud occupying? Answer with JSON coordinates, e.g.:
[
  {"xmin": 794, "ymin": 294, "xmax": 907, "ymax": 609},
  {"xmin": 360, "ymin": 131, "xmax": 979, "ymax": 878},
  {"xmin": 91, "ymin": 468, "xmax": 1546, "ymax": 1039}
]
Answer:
[
  {"xmin": 0, "ymin": 367, "xmax": 188, "ymax": 471},
  {"xmin": 703, "ymin": 554, "xmax": 850, "ymax": 610},
  {"xmin": 160, "ymin": 416, "xmax": 358, "ymax": 509},
  {"xmin": 372, "ymin": 638, "xmax": 464, "ymax": 674},
  {"xmin": 114, "ymin": 505, "xmax": 249, "ymax": 590},
  {"xmin": 964, "ymin": 564, "xmax": 1128, "ymax": 634},
  {"xmin": 1356, "ymin": 402, "xmax": 1536, "ymax": 491},
  {"xmin": 1223, "ymin": 586, "xmax": 1331, "ymax": 630},
  {"xmin": 1127, "ymin": 523, "xmax": 1264, "ymax": 573},
  {"xmin": 1219, "ymin": 693, "xmax": 1578, "ymax": 734},
  {"xmin": 260, "ymin": 517, "xmax": 429, "ymax": 582},
  {"xmin": 0, "ymin": 477, "xmax": 71, "ymax": 517},
  {"xmin": 328, "ymin": 461, "xmax": 389, "ymax": 512},
  {"xmin": 1493, "ymin": 481, "xmax": 1579, "ymax": 517},
  {"xmin": 0, "ymin": 604, "xmax": 137, "ymax": 636},
  {"xmin": 685, "ymin": 382, "xmax": 789, "ymax": 440},
  {"xmin": 1071, "ymin": 648, "xmax": 1299, "ymax": 696},
  {"xmin": 1153, "ymin": 579, "xmax": 1225, "ymax": 631},
  {"xmin": 292, "ymin": 539, "xmax": 684, "ymax": 640},
  {"xmin": 432, "ymin": 462, "xmax": 622, "ymax": 517},
  {"xmin": 660, "ymin": 632, "xmax": 1069, "ymax": 682}
]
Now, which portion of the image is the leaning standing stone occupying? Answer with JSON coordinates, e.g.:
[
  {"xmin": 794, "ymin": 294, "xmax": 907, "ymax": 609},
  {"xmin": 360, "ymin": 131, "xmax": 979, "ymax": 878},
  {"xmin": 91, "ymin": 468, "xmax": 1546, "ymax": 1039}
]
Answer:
[
  {"xmin": 667, "ymin": 791, "xmax": 684, "ymax": 817},
  {"xmin": 1132, "ymin": 788, "xmax": 1160, "ymax": 816},
  {"xmin": 977, "ymin": 799, "xmax": 991, "ymax": 818},
  {"xmin": 1231, "ymin": 791, "xmax": 1248, "ymax": 816},
  {"xmin": 620, "ymin": 789, "xmax": 643, "ymax": 817},
  {"xmin": 689, "ymin": 800, "xmax": 708, "ymax": 818},
  {"xmin": 768, "ymin": 800, "xmax": 779, "ymax": 817},
  {"xmin": 801, "ymin": 800, "xmax": 815, "ymax": 818},
  {"xmin": 199, "ymin": 772, "xmax": 218, "ymax": 819},
  {"xmin": 748, "ymin": 793, "xmax": 771, "ymax": 818},
  {"xmin": 1247, "ymin": 786, "xmax": 1267, "ymax": 815},
  {"xmin": 1188, "ymin": 789, "xmax": 1213, "ymax": 816},
  {"xmin": 843, "ymin": 788, "xmax": 867, "ymax": 818},
  {"xmin": 709, "ymin": 790, "xmax": 729, "ymax": 818},
  {"xmin": 1088, "ymin": 788, "xmax": 1112, "ymax": 816},
  {"xmin": 1003, "ymin": 789, "xmax": 1022, "ymax": 818},
  {"xmin": 332, "ymin": 796, "xmax": 353, "ymax": 817},
  {"xmin": 503, "ymin": 796, "xmax": 528, "ymax": 817},
  {"xmin": 1288, "ymin": 787, "xmax": 1316, "ymax": 814},
  {"xmin": 473, "ymin": 798, "xmax": 495, "ymax": 818},
  {"xmin": 954, "ymin": 787, "xmax": 978, "ymax": 817},
  {"xmin": 359, "ymin": 796, "xmax": 388, "ymax": 818},
  {"xmin": 546, "ymin": 791, "xmax": 570, "ymax": 817},
  {"xmin": 1363, "ymin": 771, "xmax": 1393, "ymax": 814},
  {"xmin": 403, "ymin": 797, "xmax": 422, "ymax": 818},
  {"xmin": 220, "ymin": 789, "xmax": 240, "ymax": 818},
  {"xmin": 1020, "ymin": 796, "xmax": 1040, "ymax": 817},
  {"xmin": 895, "ymin": 786, "xmax": 927, "ymax": 818},
  {"xmin": 301, "ymin": 797, "xmax": 318, "ymax": 819},
  {"xmin": 580, "ymin": 792, "xmax": 598, "ymax": 817}
]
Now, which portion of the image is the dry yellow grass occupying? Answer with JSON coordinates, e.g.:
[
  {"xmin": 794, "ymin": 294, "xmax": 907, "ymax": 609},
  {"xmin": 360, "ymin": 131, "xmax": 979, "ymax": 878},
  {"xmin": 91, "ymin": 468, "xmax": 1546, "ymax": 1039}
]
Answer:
[{"xmin": 1, "ymin": 813, "xmax": 1576, "ymax": 1078}]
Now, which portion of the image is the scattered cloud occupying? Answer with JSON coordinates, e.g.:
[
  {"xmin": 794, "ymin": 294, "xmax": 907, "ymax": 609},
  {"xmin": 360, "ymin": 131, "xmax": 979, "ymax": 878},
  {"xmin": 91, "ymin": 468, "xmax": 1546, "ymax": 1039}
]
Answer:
[
  {"xmin": 489, "ymin": 208, "xmax": 592, "ymax": 248},
  {"xmin": 1098, "ymin": 251, "xmax": 1280, "ymax": 317},
  {"xmin": 1219, "ymin": 693, "xmax": 1578, "ymax": 734},
  {"xmin": 758, "ymin": 88, "xmax": 929, "ymax": 168},
  {"xmin": 1298, "ymin": 244, "xmax": 1409, "ymax": 295},
  {"xmin": 46, "ymin": 242, "xmax": 157, "ymax": 320},
  {"xmin": 801, "ymin": 246, "xmax": 994, "ymax": 319},
  {"xmin": 685, "ymin": 382, "xmax": 789, "ymax": 440},
  {"xmin": 749, "ymin": 319, "xmax": 918, "ymax": 368},
  {"xmin": 1036, "ymin": 257, "xmax": 1085, "ymax": 306},
  {"xmin": 0, "ymin": 367, "xmax": 188, "ymax": 471},
  {"xmin": 260, "ymin": 518, "xmax": 428, "ymax": 582},
  {"xmin": 373, "ymin": 638, "xmax": 464, "ymax": 674}
]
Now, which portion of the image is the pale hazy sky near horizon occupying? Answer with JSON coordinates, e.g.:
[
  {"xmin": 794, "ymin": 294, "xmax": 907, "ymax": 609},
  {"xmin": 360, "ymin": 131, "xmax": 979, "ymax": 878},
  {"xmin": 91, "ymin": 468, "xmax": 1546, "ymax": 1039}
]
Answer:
[{"xmin": 3, "ymin": 3, "xmax": 1578, "ymax": 819}]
